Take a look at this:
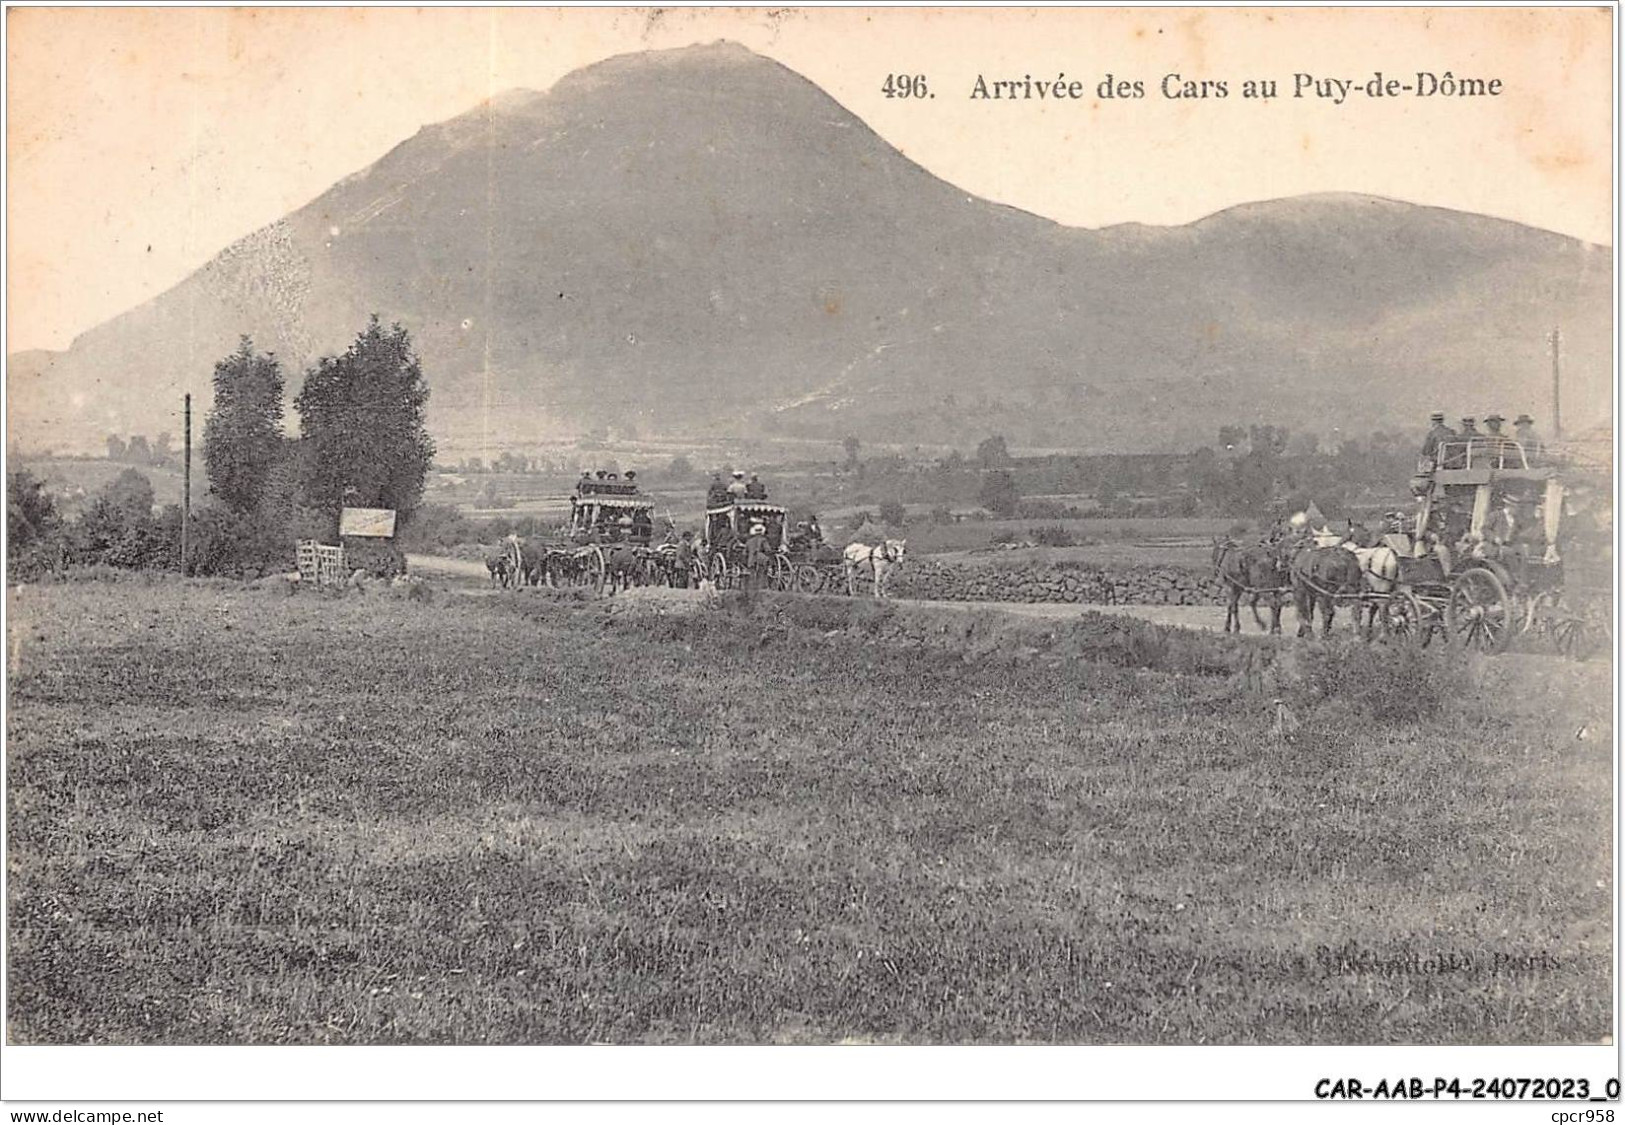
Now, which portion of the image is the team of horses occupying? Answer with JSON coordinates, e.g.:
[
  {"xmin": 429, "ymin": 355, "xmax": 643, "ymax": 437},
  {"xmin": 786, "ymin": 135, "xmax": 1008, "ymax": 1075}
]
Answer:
[
  {"xmin": 488, "ymin": 532, "xmax": 910, "ymax": 599},
  {"xmin": 485, "ymin": 535, "xmax": 653, "ymax": 594},
  {"xmin": 1212, "ymin": 522, "xmax": 1401, "ymax": 639}
]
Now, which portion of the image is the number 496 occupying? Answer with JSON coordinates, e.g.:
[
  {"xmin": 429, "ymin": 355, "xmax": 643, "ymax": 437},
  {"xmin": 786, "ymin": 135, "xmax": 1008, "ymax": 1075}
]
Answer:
[{"xmin": 882, "ymin": 74, "xmax": 930, "ymax": 98}]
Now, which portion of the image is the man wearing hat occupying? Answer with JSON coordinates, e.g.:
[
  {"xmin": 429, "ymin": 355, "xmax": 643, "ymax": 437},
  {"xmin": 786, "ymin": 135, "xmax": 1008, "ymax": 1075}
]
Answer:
[
  {"xmin": 1481, "ymin": 413, "xmax": 1511, "ymax": 466},
  {"xmin": 1513, "ymin": 414, "xmax": 1543, "ymax": 463},
  {"xmin": 744, "ymin": 520, "xmax": 771, "ymax": 593},
  {"xmin": 745, "ymin": 473, "xmax": 768, "ymax": 500},
  {"xmin": 706, "ymin": 472, "xmax": 730, "ymax": 509},
  {"xmin": 727, "ymin": 470, "xmax": 748, "ymax": 498},
  {"xmin": 674, "ymin": 531, "xmax": 696, "ymax": 588},
  {"xmin": 1420, "ymin": 411, "xmax": 1456, "ymax": 469},
  {"xmin": 1442, "ymin": 417, "xmax": 1479, "ymax": 469}
]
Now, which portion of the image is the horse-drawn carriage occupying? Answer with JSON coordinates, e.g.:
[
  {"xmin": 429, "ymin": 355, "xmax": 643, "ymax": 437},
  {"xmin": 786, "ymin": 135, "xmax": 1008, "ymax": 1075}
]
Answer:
[
  {"xmin": 700, "ymin": 499, "xmax": 791, "ymax": 590},
  {"xmin": 491, "ymin": 475, "xmax": 667, "ymax": 593},
  {"xmin": 1217, "ymin": 435, "xmax": 1608, "ymax": 657},
  {"xmin": 1390, "ymin": 437, "xmax": 1605, "ymax": 655}
]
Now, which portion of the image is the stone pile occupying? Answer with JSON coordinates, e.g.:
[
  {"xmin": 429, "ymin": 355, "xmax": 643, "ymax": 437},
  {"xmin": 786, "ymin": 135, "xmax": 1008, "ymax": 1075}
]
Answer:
[{"xmin": 889, "ymin": 559, "xmax": 1226, "ymax": 606}]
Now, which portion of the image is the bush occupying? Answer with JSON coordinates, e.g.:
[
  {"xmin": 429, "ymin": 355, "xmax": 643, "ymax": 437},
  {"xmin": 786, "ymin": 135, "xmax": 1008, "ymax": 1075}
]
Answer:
[
  {"xmin": 1294, "ymin": 641, "xmax": 1473, "ymax": 724},
  {"xmin": 990, "ymin": 528, "xmax": 1020, "ymax": 545},
  {"xmin": 1031, "ymin": 525, "xmax": 1076, "ymax": 548},
  {"xmin": 878, "ymin": 500, "xmax": 907, "ymax": 528}
]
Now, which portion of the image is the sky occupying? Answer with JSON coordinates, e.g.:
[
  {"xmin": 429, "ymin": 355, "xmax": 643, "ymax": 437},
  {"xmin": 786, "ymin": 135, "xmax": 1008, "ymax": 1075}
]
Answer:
[{"xmin": 6, "ymin": 6, "xmax": 1614, "ymax": 354}]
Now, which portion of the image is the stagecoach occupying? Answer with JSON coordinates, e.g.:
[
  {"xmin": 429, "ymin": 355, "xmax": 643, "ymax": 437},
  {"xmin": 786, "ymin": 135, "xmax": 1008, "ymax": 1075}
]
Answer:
[
  {"xmin": 700, "ymin": 498, "xmax": 791, "ymax": 590},
  {"xmin": 495, "ymin": 475, "xmax": 666, "ymax": 592},
  {"xmin": 1386, "ymin": 437, "xmax": 1607, "ymax": 656}
]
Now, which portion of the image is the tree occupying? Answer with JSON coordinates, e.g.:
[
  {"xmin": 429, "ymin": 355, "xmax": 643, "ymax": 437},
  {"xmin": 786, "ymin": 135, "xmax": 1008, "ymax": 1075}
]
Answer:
[
  {"xmin": 976, "ymin": 435, "xmax": 1012, "ymax": 468},
  {"xmin": 979, "ymin": 469, "xmax": 1020, "ymax": 518},
  {"xmin": 125, "ymin": 435, "xmax": 152, "ymax": 466},
  {"xmin": 842, "ymin": 436, "xmax": 862, "ymax": 468},
  {"xmin": 102, "ymin": 468, "xmax": 156, "ymax": 524},
  {"xmin": 204, "ymin": 337, "xmax": 286, "ymax": 514},
  {"xmin": 878, "ymin": 499, "xmax": 906, "ymax": 528},
  {"xmin": 153, "ymin": 432, "xmax": 173, "ymax": 464},
  {"xmin": 1217, "ymin": 425, "xmax": 1247, "ymax": 454},
  {"xmin": 7, "ymin": 469, "xmax": 58, "ymax": 555},
  {"xmin": 294, "ymin": 317, "xmax": 435, "ymax": 528},
  {"xmin": 666, "ymin": 454, "xmax": 694, "ymax": 479},
  {"xmin": 105, "ymin": 434, "xmax": 127, "ymax": 462}
]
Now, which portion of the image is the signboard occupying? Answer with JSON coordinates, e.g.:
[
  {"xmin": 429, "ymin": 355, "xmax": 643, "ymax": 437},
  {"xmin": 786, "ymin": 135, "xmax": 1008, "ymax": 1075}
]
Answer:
[{"xmin": 339, "ymin": 507, "xmax": 397, "ymax": 539}]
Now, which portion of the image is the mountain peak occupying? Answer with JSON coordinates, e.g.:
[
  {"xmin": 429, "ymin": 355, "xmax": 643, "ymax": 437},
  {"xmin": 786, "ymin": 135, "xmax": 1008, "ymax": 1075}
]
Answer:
[{"xmin": 6, "ymin": 45, "xmax": 1611, "ymax": 455}]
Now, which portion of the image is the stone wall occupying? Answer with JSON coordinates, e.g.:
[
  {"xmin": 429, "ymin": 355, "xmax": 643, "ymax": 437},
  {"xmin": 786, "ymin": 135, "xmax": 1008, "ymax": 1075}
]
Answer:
[{"xmin": 888, "ymin": 559, "xmax": 1227, "ymax": 606}]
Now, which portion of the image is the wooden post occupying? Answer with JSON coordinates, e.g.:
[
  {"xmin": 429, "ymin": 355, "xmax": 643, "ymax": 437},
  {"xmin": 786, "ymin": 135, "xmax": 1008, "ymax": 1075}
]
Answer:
[
  {"xmin": 1549, "ymin": 326, "xmax": 1562, "ymax": 440},
  {"xmin": 182, "ymin": 393, "xmax": 191, "ymax": 575}
]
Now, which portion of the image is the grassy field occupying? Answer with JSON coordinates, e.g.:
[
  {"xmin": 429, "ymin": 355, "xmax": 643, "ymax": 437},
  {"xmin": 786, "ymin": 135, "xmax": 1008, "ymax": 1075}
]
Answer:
[{"xmin": 6, "ymin": 578, "xmax": 1612, "ymax": 1044}]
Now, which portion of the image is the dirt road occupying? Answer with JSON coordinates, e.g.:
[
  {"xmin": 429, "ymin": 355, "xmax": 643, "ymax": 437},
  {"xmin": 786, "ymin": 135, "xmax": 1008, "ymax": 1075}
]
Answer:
[{"xmin": 407, "ymin": 552, "xmax": 1304, "ymax": 634}]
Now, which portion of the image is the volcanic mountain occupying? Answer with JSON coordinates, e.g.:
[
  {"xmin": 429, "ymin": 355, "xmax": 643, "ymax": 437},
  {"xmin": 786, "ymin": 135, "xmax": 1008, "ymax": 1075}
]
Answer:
[{"xmin": 8, "ymin": 42, "xmax": 1612, "ymax": 455}]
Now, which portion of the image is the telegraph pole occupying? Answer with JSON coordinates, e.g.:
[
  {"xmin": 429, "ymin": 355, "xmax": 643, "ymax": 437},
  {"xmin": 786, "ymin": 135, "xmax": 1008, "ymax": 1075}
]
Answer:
[
  {"xmin": 182, "ymin": 393, "xmax": 192, "ymax": 575},
  {"xmin": 1549, "ymin": 326, "xmax": 1562, "ymax": 440}
]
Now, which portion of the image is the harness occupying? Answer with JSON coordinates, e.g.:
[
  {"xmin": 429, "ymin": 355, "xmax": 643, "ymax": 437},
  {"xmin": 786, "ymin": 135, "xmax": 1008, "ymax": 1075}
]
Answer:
[{"xmin": 1213, "ymin": 540, "xmax": 1291, "ymax": 597}]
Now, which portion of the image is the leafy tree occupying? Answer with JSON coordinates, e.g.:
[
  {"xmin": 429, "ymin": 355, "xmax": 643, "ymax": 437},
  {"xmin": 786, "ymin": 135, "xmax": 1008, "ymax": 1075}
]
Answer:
[
  {"xmin": 204, "ymin": 337, "xmax": 285, "ymax": 514},
  {"xmin": 105, "ymin": 434, "xmax": 127, "ymax": 462},
  {"xmin": 978, "ymin": 469, "xmax": 1020, "ymax": 518},
  {"xmin": 667, "ymin": 454, "xmax": 694, "ymax": 479},
  {"xmin": 842, "ymin": 436, "xmax": 862, "ymax": 468},
  {"xmin": 126, "ymin": 435, "xmax": 152, "ymax": 466},
  {"xmin": 294, "ymin": 317, "xmax": 435, "ymax": 528},
  {"xmin": 976, "ymin": 435, "xmax": 1012, "ymax": 468},
  {"xmin": 878, "ymin": 499, "xmax": 906, "ymax": 528},
  {"xmin": 154, "ymin": 432, "xmax": 173, "ymax": 463},
  {"xmin": 7, "ymin": 469, "xmax": 58, "ymax": 555},
  {"xmin": 102, "ymin": 468, "xmax": 156, "ymax": 524}
]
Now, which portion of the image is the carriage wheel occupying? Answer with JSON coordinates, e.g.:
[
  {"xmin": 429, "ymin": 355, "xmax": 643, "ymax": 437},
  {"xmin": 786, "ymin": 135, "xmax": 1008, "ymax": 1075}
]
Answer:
[
  {"xmin": 1551, "ymin": 617, "xmax": 1593, "ymax": 662},
  {"xmin": 770, "ymin": 555, "xmax": 792, "ymax": 592},
  {"xmin": 708, "ymin": 553, "xmax": 730, "ymax": 591},
  {"xmin": 1445, "ymin": 566, "xmax": 1512, "ymax": 654},
  {"xmin": 584, "ymin": 547, "xmax": 607, "ymax": 594},
  {"xmin": 1379, "ymin": 589, "xmax": 1426, "ymax": 647},
  {"xmin": 794, "ymin": 564, "xmax": 824, "ymax": 594}
]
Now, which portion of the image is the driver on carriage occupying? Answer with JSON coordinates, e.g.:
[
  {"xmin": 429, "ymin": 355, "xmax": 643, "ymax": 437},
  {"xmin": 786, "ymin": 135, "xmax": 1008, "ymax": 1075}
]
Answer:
[{"xmin": 707, "ymin": 473, "xmax": 730, "ymax": 509}]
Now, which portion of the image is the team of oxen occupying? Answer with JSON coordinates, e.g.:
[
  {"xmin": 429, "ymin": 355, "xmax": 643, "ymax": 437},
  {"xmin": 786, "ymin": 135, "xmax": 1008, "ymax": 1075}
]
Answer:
[
  {"xmin": 1212, "ymin": 520, "xmax": 1400, "ymax": 638},
  {"xmin": 486, "ymin": 534, "xmax": 908, "ymax": 597}
]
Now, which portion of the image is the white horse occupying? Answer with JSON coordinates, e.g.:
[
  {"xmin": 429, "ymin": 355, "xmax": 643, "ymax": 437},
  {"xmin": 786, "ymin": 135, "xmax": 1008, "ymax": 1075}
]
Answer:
[
  {"xmin": 843, "ymin": 539, "xmax": 907, "ymax": 598},
  {"xmin": 1340, "ymin": 536, "xmax": 1400, "ymax": 636}
]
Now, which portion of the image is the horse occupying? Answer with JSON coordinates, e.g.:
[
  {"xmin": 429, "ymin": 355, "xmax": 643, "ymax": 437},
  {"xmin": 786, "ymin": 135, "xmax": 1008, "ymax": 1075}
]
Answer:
[
  {"xmin": 485, "ymin": 552, "xmax": 514, "ymax": 589},
  {"xmin": 844, "ymin": 539, "xmax": 907, "ymax": 598},
  {"xmin": 1211, "ymin": 538, "xmax": 1288, "ymax": 634},
  {"xmin": 599, "ymin": 543, "xmax": 644, "ymax": 595},
  {"xmin": 1290, "ymin": 539, "xmax": 1365, "ymax": 639},
  {"xmin": 1338, "ymin": 521, "xmax": 1401, "ymax": 637}
]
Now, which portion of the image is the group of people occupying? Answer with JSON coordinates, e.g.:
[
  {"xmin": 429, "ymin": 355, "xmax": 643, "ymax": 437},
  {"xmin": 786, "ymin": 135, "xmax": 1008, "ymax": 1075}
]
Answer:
[
  {"xmin": 706, "ymin": 470, "xmax": 769, "ymax": 507},
  {"xmin": 1419, "ymin": 411, "xmax": 1544, "ymax": 471}
]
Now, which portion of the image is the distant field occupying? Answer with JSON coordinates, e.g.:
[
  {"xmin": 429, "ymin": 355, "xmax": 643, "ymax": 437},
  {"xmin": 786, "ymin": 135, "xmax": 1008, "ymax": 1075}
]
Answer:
[
  {"xmin": 10, "ymin": 458, "xmax": 185, "ymax": 516},
  {"xmin": 7, "ymin": 579, "xmax": 1611, "ymax": 1044}
]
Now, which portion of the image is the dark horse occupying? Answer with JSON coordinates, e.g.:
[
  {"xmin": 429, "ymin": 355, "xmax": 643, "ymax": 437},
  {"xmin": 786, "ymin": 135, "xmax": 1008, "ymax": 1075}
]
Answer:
[
  {"xmin": 1290, "ymin": 542, "xmax": 1364, "ymax": 639},
  {"xmin": 1212, "ymin": 539, "xmax": 1289, "ymax": 634}
]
